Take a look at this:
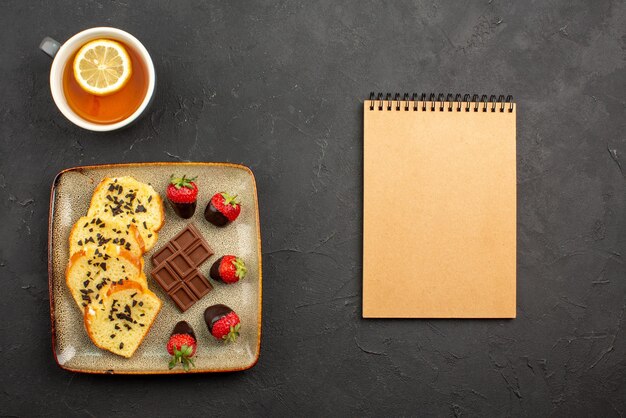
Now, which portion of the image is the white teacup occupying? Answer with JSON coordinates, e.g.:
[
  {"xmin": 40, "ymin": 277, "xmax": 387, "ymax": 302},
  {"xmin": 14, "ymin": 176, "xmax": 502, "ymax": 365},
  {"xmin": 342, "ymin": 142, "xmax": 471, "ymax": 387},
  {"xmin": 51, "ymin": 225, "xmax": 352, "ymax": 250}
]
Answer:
[{"xmin": 40, "ymin": 27, "xmax": 156, "ymax": 132}]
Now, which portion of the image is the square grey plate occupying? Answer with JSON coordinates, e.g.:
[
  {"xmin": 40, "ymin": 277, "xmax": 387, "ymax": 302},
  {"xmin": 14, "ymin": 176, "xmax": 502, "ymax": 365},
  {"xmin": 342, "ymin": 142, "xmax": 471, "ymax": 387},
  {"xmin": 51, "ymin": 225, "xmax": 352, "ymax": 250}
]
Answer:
[{"xmin": 48, "ymin": 162, "xmax": 262, "ymax": 374}]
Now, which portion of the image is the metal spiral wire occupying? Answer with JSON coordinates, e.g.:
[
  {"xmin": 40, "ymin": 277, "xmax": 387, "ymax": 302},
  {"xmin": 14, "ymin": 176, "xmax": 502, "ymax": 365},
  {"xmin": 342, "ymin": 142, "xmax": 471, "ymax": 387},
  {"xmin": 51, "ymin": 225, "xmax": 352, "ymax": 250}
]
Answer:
[{"xmin": 368, "ymin": 92, "xmax": 513, "ymax": 113}]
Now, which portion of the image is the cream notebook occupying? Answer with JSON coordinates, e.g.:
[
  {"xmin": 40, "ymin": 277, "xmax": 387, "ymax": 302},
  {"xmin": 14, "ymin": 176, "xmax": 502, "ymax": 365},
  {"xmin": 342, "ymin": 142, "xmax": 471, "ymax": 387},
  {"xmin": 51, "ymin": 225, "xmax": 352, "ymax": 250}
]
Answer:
[{"xmin": 363, "ymin": 94, "xmax": 516, "ymax": 318}]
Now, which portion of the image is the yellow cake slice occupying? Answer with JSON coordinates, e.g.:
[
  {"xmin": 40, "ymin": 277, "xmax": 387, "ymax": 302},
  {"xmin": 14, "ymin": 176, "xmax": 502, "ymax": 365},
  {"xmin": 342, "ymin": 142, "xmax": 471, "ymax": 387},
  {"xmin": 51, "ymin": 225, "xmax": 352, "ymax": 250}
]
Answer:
[
  {"xmin": 87, "ymin": 176, "xmax": 165, "ymax": 251},
  {"xmin": 65, "ymin": 247, "xmax": 147, "ymax": 310},
  {"xmin": 69, "ymin": 215, "xmax": 145, "ymax": 258},
  {"xmin": 84, "ymin": 281, "xmax": 162, "ymax": 358}
]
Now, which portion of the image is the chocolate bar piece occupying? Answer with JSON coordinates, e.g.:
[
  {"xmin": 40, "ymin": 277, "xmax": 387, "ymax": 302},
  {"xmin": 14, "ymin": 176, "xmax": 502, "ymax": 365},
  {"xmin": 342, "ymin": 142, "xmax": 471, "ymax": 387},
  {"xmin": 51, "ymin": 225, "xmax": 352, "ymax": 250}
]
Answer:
[
  {"xmin": 152, "ymin": 243, "xmax": 176, "ymax": 265},
  {"xmin": 152, "ymin": 223, "xmax": 213, "ymax": 266},
  {"xmin": 169, "ymin": 283, "xmax": 197, "ymax": 312},
  {"xmin": 186, "ymin": 240, "xmax": 213, "ymax": 266},
  {"xmin": 151, "ymin": 263, "xmax": 179, "ymax": 292},
  {"xmin": 149, "ymin": 223, "xmax": 214, "ymax": 312},
  {"xmin": 184, "ymin": 270, "xmax": 213, "ymax": 299},
  {"xmin": 168, "ymin": 252, "xmax": 195, "ymax": 278},
  {"xmin": 172, "ymin": 223, "xmax": 204, "ymax": 251}
]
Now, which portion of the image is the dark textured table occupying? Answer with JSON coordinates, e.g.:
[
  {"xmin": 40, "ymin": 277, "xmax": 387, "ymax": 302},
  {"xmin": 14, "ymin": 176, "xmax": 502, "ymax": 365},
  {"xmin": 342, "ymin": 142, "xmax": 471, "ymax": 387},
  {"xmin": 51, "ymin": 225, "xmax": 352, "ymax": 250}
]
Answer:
[{"xmin": 1, "ymin": 1, "xmax": 625, "ymax": 416}]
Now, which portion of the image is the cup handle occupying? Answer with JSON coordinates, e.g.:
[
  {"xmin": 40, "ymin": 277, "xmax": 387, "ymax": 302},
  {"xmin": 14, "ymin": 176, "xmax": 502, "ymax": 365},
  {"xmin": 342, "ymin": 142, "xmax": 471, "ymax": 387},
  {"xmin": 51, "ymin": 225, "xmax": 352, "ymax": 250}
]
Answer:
[{"xmin": 39, "ymin": 37, "xmax": 61, "ymax": 58}]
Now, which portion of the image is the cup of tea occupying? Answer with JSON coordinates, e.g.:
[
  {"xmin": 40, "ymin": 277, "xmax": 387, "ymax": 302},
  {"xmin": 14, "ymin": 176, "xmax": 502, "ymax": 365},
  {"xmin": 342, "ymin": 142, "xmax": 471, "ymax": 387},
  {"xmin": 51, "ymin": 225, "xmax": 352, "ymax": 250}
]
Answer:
[{"xmin": 40, "ymin": 27, "xmax": 156, "ymax": 132}]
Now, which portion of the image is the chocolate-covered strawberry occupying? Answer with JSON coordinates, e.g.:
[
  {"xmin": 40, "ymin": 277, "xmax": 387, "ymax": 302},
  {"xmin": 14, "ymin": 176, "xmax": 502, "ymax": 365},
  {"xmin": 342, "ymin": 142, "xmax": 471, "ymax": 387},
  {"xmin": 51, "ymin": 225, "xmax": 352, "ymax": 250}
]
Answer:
[
  {"xmin": 210, "ymin": 255, "xmax": 247, "ymax": 284},
  {"xmin": 204, "ymin": 304, "xmax": 240, "ymax": 343},
  {"xmin": 166, "ymin": 321, "xmax": 197, "ymax": 371},
  {"xmin": 166, "ymin": 175, "xmax": 198, "ymax": 219},
  {"xmin": 204, "ymin": 192, "xmax": 241, "ymax": 226}
]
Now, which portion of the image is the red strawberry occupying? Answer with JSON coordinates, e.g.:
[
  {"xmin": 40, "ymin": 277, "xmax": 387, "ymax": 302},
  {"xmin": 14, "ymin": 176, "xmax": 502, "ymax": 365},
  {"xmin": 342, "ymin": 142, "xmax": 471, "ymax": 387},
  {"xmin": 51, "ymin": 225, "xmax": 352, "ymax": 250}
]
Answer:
[
  {"xmin": 210, "ymin": 255, "xmax": 247, "ymax": 284},
  {"xmin": 204, "ymin": 304, "xmax": 241, "ymax": 342},
  {"xmin": 166, "ymin": 175, "xmax": 198, "ymax": 219},
  {"xmin": 211, "ymin": 312, "xmax": 241, "ymax": 342},
  {"xmin": 204, "ymin": 192, "xmax": 241, "ymax": 226},
  {"xmin": 166, "ymin": 321, "xmax": 197, "ymax": 371}
]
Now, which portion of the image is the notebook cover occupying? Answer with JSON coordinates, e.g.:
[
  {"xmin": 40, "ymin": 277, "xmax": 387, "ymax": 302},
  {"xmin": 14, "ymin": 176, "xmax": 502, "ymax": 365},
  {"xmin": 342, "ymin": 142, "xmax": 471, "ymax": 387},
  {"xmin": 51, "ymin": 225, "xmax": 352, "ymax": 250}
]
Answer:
[{"xmin": 363, "ymin": 99, "xmax": 516, "ymax": 318}]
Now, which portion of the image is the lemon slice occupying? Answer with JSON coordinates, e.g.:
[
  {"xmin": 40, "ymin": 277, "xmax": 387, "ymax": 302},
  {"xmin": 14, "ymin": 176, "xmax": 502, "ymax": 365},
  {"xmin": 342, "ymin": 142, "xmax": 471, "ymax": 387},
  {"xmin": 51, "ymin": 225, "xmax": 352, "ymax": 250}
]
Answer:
[{"xmin": 73, "ymin": 39, "xmax": 132, "ymax": 96}]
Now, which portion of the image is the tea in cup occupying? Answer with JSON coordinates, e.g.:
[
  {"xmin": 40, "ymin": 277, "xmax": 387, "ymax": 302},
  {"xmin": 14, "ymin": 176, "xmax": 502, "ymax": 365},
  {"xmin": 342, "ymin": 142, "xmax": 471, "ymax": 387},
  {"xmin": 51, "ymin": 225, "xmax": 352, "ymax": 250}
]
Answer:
[{"xmin": 40, "ymin": 27, "xmax": 156, "ymax": 131}]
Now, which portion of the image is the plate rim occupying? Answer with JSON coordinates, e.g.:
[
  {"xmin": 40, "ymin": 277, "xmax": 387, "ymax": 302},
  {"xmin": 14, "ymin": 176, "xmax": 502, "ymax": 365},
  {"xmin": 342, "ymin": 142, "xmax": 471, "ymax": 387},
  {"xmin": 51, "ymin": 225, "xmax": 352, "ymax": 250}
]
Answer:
[{"xmin": 48, "ymin": 161, "xmax": 262, "ymax": 374}]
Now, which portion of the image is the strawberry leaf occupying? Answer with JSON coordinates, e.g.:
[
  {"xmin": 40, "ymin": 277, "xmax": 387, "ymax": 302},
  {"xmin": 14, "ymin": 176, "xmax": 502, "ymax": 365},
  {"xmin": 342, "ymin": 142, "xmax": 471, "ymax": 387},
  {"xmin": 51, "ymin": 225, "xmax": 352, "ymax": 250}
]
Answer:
[
  {"xmin": 221, "ymin": 192, "xmax": 240, "ymax": 208},
  {"xmin": 222, "ymin": 323, "xmax": 240, "ymax": 343},
  {"xmin": 170, "ymin": 174, "xmax": 197, "ymax": 190},
  {"xmin": 232, "ymin": 258, "xmax": 247, "ymax": 280}
]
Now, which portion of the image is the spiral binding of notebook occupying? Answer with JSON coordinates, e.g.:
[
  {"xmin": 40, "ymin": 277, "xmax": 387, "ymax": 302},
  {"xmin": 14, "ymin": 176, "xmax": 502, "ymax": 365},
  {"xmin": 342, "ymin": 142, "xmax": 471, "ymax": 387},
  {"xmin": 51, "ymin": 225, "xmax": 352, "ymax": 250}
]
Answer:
[{"xmin": 368, "ymin": 92, "xmax": 514, "ymax": 113}]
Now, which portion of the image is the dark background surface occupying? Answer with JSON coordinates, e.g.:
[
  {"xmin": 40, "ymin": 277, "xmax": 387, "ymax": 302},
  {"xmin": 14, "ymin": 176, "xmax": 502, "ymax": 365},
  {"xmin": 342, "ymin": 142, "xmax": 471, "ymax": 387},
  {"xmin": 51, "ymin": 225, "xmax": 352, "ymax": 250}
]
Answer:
[{"xmin": 1, "ymin": 0, "xmax": 625, "ymax": 416}]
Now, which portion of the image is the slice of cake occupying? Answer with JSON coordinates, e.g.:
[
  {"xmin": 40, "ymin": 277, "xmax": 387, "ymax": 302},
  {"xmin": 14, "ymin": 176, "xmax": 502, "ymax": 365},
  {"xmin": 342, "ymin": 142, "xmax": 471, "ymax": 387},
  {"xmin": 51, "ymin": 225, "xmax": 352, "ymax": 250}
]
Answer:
[
  {"xmin": 87, "ymin": 176, "xmax": 165, "ymax": 251},
  {"xmin": 84, "ymin": 281, "xmax": 162, "ymax": 358},
  {"xmin": 65, "ymin": 247, "xmax": 146, "ymax": 309},
  {"xmin": 69, "ymin": 215, "xmax": 145, "ymax": 258}
]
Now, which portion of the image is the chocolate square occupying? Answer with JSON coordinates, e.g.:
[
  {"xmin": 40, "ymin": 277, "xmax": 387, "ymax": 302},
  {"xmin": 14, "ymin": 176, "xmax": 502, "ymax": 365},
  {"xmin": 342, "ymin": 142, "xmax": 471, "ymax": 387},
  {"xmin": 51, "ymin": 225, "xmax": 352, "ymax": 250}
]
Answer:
[
  {"xmin": 151, "ymin": 243, "xmax": 176, "ymax": 266},
  {"xmin": 151, "ymin": 263, "xmax": 179, "ymax": 292},
  {"xmin": 171, "ymin": 226, "xmax": 199, "ymax": 251},
  {"xmin": 167, "ymin": 253, "xmax": 195, "ymax": 278},
  {"xmin": 186, "ymin": 240, "xmax": 213, "ymax": 266},
  {"xmin": 169, "ymin": 282, "xmax": 197, "ymax": 312},
  {"xmin": 184, "ymin": 270, "xmax": 213, "ymax": 298}
]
